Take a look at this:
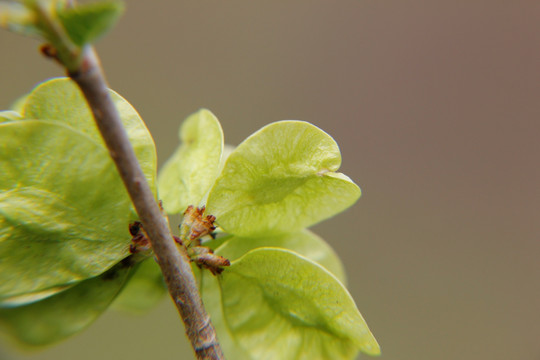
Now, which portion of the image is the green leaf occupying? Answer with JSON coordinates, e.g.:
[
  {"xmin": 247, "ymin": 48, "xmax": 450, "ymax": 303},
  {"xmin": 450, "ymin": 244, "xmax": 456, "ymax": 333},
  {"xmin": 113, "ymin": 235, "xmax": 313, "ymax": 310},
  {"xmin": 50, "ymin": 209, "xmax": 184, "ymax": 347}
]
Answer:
[
  {"xmin": 0, "ymin": 110, "xmax": 22, "ymax": 122},
  {"xmin": 201, "ymin": 272, "xmax": 252, "ymax": 360},
  {"xmin": 10, "ymin": 93, "xmax": 28, "ymax": 113},
  {"xmin": 0, "ymin": 2, "xmax": 41, "ymax": 38},
  {"xmin": 0, "ymin": 120, "xmax": 136, "ymax": 299},
  {"xmin": 206, "ymin": 121, "xmax": 360, "ymax": 237},
  {"xmin": 56, "ymin": 0, "xmax": 124, "ymax": 46},
  {"xmin": 158, "ymin": 109, "xmax": 224, "ymax": 214},
  {"xmin": 22, "ymin": 77, "xmax": 157, "ymax": 194},
  {"xmin": 201, "ymin": 230, "xmax": 347, "ymax": 359},
  {"xmin": 0, "ymin": 260, "xmax": 133, "ymax": 346},
  {"xmin": 111, "ymin": 258, "xmax": 166, "ymax": 314},
  {"xmin": 214, "ymin": 229, "xmax": 346, "ymax": 284},
  {"xmin": 0, "ymin": 284, "xmax": 75, "ymax": 308},
  {"xmin": 219, "ymin": 248, "xmax": 380, "ymax": 359}
]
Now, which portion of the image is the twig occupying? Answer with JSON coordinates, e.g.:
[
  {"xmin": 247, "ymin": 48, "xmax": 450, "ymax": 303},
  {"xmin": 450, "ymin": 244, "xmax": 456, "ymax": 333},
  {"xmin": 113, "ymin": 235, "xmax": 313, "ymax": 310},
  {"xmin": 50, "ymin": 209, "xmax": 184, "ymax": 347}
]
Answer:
[{"xmin": 68, "ymin": 46, "xmax": 224, "ymax": 360}]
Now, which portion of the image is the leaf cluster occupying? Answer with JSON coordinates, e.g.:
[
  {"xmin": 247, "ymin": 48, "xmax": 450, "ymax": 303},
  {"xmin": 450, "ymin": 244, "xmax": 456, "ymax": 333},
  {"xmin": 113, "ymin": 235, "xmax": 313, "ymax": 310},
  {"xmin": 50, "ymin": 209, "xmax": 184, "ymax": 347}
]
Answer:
[
  {"xmin": 0, "ymin": 78, "xmax": 380, "ymax": 359},
  {"xmin": 0, "ymin": 0, "xmax": 381, "ymax": 358},
  {"xmin": 159, "ymin": 109, "xmax": 380, "ymax": 359}
]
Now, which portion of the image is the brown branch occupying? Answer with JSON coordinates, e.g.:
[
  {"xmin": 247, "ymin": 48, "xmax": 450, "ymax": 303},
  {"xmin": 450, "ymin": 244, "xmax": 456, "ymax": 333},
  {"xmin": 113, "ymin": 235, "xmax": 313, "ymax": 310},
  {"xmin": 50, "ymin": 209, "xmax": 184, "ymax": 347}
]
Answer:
[{"xmin": 67, "ymin": 47, "xmax": 224, "ymax": 360}]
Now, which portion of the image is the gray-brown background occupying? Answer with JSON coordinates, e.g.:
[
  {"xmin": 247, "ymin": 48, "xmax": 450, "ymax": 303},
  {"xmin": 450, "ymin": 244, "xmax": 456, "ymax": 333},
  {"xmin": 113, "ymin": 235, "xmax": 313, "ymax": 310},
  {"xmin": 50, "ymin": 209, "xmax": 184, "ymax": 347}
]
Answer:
[{"xmin": 1, "ymin": 1, "xmax": 539, "ymax": 359}]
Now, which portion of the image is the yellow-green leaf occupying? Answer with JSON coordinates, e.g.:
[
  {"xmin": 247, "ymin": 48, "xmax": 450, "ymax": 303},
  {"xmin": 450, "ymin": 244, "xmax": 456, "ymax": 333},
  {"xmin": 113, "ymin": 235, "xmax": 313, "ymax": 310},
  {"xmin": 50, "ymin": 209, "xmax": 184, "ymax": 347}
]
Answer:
[
  {"xmin": 158, "ymin": 109, "xmax": 223, "ymax": 214},
  {"xmin": 0, "ymin": 121, "xmax": 134, "ymax": 299},
  {"xmin": 214, "ymin": 229, "xmax": 346, "ymax": 284},
  {"xmin": 56, "ymin": 0, "xmax": 124, "ymax": 46},
  {"xmin": 22, "ymin": 77, "xmax": 157, "ymax": 194},
  {"xmin": 0, "ymin": 260, "xmax": 133, "ymax": 346},
  {"xmin": 206, "ymin": 121, "xmax": 360, "ymax": 237},
  {"xmin": 219, "ymin": 248, "xmax": 380, "ymax": 359},
  {"xmin": 112, "ymin": 258, "xmax": 166, "ymax": 314}
]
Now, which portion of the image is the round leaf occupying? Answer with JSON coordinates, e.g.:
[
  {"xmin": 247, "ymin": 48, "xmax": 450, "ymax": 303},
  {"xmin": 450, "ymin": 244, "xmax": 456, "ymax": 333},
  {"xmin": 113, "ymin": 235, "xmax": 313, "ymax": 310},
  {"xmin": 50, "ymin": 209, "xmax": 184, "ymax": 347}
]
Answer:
[
  {"xmin": 206, "ymin": 121, "xmax": 360, "ymax": 237},
  {"xmin": 219, "ymin": 248, "xmax": 380, "ymax": 359},
  {"xmin": 0, "ymin": 121, "xmax": 136, "ymax": 299},
  {"xmin": 158, "ymin": 109, "xmax": 223, "ymax": 214},
  {"xmin": 0, "ymin": 261, "xmax": 133, "ymax": 346},
  {"xmin": 22, "ymin": 77, "xmax": 157, "ymax": 193}
]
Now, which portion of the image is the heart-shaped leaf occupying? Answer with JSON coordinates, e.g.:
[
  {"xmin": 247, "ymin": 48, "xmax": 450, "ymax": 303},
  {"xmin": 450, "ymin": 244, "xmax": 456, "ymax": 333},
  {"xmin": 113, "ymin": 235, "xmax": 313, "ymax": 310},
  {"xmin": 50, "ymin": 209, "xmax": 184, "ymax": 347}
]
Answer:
[
  {"xmin": 218, "ymin": 248, "xmax": 380, "ymax": 359},
  {"xmin": 0, "ymin": 121, "xmax": 136, "ymax": 299},
  {"xmin": 158, "ymin": 109, "xmax": 223, "ymax": 214},
  {"xmin": 206, "ymin": 121, "xmax": 360, "ymax": 237},
  {"xmin": 0, "ymin": 260, "xmax": 133, "ymax": 346}
]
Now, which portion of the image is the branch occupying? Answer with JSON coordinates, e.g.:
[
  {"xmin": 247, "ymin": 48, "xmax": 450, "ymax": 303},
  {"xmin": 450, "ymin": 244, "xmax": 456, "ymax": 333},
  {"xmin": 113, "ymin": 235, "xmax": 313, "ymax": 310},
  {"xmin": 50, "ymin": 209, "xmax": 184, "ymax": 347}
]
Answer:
[{"xmin": 68, "ymin": 46, "xmax": 225, "ymax": 360}]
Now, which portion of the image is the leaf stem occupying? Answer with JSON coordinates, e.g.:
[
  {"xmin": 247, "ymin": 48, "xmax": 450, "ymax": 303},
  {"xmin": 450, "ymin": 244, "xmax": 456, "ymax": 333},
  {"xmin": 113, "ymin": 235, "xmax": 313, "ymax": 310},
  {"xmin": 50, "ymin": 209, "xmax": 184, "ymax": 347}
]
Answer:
[{"xmin": 67, "ymin": 46, "xmax": 225, "ymax": 360}]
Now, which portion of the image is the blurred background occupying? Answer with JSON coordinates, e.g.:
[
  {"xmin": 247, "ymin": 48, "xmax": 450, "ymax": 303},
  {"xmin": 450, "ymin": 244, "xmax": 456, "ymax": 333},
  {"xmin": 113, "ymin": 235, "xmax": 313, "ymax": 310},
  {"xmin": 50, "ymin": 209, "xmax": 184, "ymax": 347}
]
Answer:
[{"xmin": 1, "ymin": 0, "xmax": 539, "ymax": 359}]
